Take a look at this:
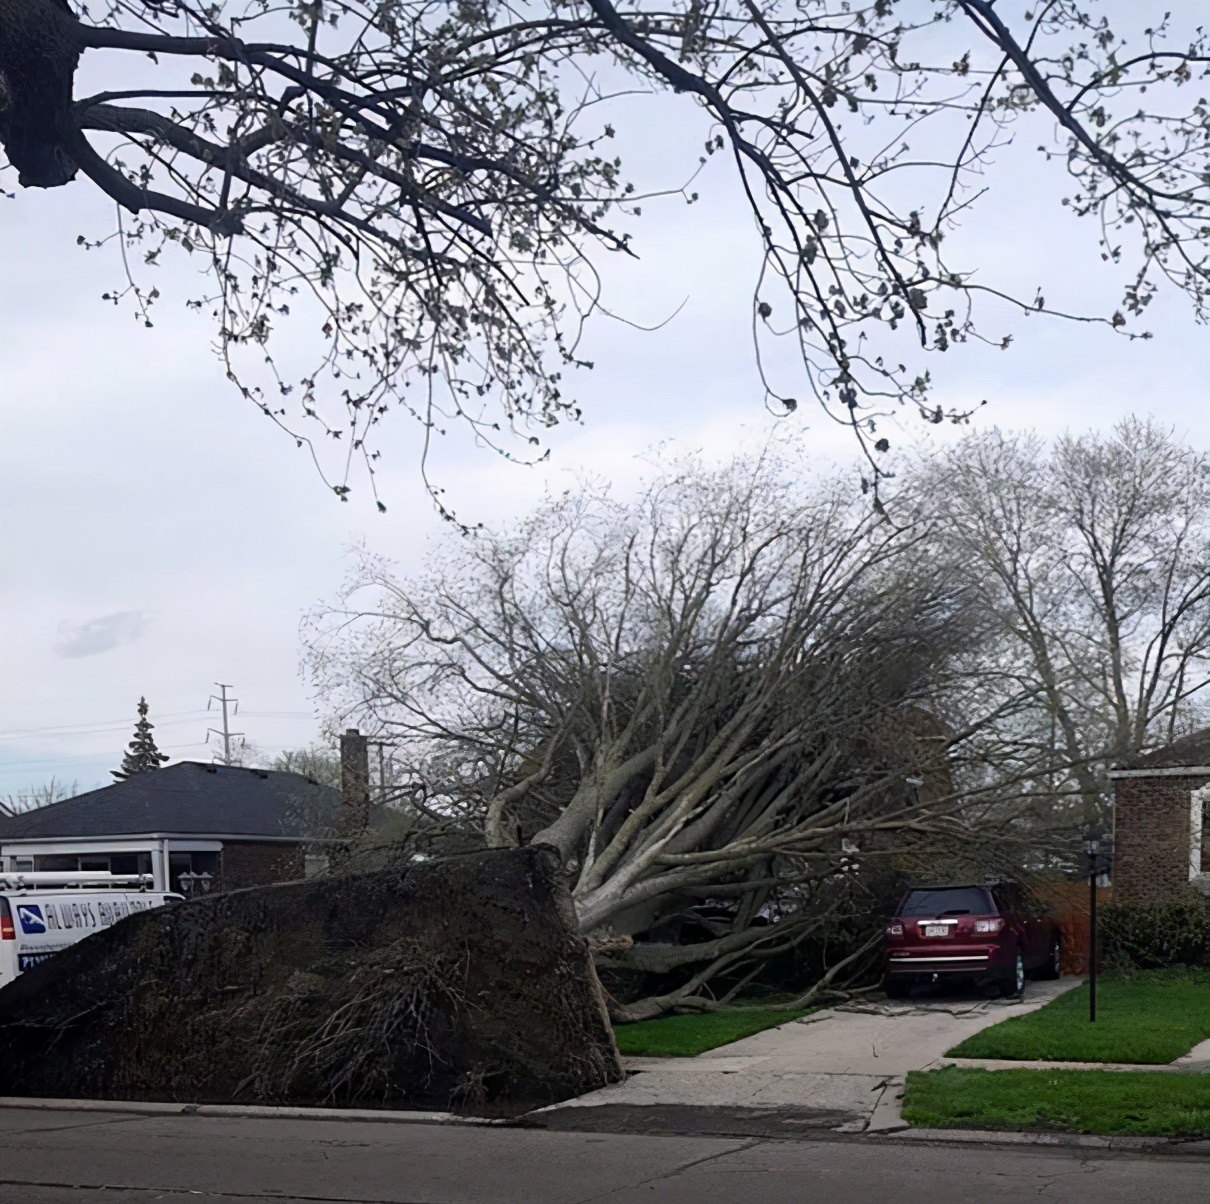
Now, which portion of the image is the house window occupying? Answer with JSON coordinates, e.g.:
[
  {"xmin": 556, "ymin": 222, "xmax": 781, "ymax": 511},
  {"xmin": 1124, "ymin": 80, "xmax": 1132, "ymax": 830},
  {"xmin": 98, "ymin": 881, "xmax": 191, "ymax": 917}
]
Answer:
[
  {"xmin": 169, "ymin": 851, "xmax": 220, "ymax": 894},
  {"xmin": 1193, "ymin": 785, "xmax": 1210, "ymax": 879},
  {"xmin": 32, "ymin": 852, "xmax": 154, "ymax": 876},
  {"xmin": 37, "ymin": 854, "xmax": 85, "ymax": 872},
  {"xmin": 1202, "ymin": 793, "xmax": 1210, "ymax": 874}
]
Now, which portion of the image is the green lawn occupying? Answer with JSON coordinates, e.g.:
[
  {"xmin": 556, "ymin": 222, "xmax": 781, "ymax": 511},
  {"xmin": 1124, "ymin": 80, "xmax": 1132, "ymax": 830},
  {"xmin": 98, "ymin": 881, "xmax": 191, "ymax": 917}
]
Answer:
[
  {"xmin": 903, "ymin": 1066, "xmax": 1210, "ymax": 1138},
  {"xmin": 946, "ymin": 971, "xmax": 1210, "ymax": 1065},
  {"xmin": 613, "ymin": 1005, "xmax": 812, "ymax": 1057}
]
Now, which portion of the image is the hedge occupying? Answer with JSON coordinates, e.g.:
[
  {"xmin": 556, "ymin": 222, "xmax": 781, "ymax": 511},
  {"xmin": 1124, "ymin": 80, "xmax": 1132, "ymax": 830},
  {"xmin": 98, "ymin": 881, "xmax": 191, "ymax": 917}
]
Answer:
[{"xmin": 1100, "ymin": 899, "xmax": 1209, "ymax": 970}]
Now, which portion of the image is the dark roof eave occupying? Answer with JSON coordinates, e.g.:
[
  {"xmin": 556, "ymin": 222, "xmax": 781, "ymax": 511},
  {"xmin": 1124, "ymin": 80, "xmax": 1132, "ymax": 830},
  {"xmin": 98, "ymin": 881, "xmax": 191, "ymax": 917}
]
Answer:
[
  {"xmin": 0, "ymin": 833, "xmax": 348, "ymax": 846},
  {"xmin": 1113, "ymin": 727, "xmax": 1210, "ymax": 771}
]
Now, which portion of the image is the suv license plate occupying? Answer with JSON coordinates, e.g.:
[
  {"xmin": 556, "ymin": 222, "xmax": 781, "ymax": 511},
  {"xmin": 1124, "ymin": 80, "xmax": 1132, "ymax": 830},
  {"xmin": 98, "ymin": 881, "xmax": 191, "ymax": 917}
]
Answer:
[{"xmin": 924, "ymin": 925, "xmax": 948, "ymax": 937}]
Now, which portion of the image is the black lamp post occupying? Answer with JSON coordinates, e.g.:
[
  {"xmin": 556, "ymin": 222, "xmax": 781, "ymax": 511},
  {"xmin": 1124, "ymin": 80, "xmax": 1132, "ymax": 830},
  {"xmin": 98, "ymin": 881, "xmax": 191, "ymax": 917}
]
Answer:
[{"xmin": 1085, "ymin": 836, "xmax": 1099, "ymax": 1023}]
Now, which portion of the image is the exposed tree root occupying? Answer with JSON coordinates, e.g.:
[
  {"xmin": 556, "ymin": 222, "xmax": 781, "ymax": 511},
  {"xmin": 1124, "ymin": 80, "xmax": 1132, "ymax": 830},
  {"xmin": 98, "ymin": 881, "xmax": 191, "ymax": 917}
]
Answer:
[{"xmin": 0, "ymin": 847, "xmax": 622, "ymax": 1117}]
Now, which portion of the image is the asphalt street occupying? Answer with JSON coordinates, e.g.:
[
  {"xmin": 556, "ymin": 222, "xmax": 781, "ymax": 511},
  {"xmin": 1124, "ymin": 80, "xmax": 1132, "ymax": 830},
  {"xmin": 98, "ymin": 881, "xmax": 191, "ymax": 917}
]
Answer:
[{"xmin": 1, "ymin": 1107, "xmax": 1208, "ymax": 1204}]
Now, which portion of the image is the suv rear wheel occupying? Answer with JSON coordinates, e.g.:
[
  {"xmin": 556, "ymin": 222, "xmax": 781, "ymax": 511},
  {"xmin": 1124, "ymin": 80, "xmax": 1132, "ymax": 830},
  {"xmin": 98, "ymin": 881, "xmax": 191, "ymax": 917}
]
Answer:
[
  {"xmin": 999, "ymin": 950, "xmax": 1025, "ymax": 998},
  {"xmin": 1037, "ymin": 935, "xmax": 1062, "ymax": 981},
  {"xmin": 884, "ymin": 975, "xmax": 912, "ymax": 1000}
]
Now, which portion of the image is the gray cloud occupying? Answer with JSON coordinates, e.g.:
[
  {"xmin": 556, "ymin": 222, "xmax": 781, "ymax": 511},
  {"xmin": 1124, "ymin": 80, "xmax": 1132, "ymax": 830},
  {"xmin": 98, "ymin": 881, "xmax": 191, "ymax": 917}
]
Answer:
[{"xmin": 55, "ymin": 612, "xmax": 149, "ymax": 659}]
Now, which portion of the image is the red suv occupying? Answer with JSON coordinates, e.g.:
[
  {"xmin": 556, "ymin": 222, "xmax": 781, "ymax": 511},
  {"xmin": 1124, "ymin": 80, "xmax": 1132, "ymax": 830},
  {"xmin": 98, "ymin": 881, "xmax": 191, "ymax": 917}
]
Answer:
[{"xmin": 883, "ymin": 882, "xmax": 1061, "ymax": 998}]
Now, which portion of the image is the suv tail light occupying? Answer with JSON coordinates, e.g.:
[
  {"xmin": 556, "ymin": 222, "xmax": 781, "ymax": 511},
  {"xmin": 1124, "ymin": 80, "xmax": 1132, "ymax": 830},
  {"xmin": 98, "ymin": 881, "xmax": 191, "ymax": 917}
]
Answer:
[
  {"xmin": 974, "ymin": 918, "xmax": 1005, "ymax": 934},
  {"xmin": 885, "ymin": 922, "xmax": 903, "ymax": 936},
  {"xmin": 0, "ymin": 900, "xmax": 13, "ymax": 941}
]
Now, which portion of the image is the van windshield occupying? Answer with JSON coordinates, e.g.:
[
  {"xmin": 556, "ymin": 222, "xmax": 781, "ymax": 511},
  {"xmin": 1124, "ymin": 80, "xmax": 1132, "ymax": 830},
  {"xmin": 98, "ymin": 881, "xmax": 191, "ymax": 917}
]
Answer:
[{"xmin": 900, "ymin": 887, "xmax": 994, "ymax": 917}]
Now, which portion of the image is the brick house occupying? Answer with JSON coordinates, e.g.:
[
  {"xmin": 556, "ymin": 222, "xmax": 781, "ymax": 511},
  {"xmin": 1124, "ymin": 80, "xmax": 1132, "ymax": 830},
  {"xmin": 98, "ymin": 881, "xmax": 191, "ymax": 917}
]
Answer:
[
  {"xmin": 1109, "ymin": 728, "xmax": 1210, "ymax": 905},
  {"xmin": 0, "ymin": 761, "xmax": 341, "ymax": 895}
]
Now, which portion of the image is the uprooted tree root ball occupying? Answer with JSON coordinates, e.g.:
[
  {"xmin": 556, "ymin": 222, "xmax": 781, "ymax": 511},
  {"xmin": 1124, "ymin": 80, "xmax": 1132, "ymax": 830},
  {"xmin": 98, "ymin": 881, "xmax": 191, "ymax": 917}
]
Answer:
[{"xmin": 0, "ymin": 846, "xmax": 623, "ymax": 1116}]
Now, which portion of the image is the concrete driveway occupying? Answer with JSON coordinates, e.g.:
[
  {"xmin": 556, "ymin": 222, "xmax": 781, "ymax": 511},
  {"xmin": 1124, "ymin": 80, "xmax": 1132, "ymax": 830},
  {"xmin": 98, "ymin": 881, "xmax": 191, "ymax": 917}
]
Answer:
[{"xmin": 539, "ymin": 977, "xmax": 1082, "ymax": 1137}]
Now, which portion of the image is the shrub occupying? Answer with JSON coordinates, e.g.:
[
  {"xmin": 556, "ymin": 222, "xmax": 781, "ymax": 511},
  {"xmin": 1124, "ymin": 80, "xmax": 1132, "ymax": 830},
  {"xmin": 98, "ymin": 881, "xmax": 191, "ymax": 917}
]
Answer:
[{"xmin": 1100, "ymin": 900, "xmax": 1209, "ymax": 971}]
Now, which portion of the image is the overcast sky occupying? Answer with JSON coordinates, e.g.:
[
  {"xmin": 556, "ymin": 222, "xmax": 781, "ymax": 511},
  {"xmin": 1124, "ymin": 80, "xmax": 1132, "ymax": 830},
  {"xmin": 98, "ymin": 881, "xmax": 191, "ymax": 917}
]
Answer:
[{"xmin": 2, "ymin": 32, "xmax": 1207, "ymax": 797}]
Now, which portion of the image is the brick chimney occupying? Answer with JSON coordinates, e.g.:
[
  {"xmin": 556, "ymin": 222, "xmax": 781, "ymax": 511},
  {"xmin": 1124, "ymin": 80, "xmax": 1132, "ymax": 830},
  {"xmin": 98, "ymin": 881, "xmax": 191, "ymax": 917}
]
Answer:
[{"xmin": 340, "ymin": 728, "xmax": 370, "ymax": 823}]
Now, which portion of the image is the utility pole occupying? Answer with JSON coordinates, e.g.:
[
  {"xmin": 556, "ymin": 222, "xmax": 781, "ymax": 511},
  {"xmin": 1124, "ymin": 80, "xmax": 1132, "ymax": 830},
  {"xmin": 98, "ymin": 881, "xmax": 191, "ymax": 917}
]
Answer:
[
  {"xmin": 368, "ymin": 740, "xmax": 397, "ymax": 806},
  {"xmin": 207, "ymin": 683, "xmax": 243, "ymax": 766},
  {"xmin": 1086, "ymin": 835, "xmax": 1100, "ymax": 1023}
]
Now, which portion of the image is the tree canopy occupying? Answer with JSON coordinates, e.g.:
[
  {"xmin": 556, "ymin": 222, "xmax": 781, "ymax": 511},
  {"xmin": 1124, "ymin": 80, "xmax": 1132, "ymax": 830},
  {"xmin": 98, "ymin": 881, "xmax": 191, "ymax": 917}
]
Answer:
[
  {"xmin": 2, "ymin": 1, "xmax": 1206, "ymax": 503},
  {"xmin": 910, "ymin": 417, "xmax": 1210, "ymax": 831}
]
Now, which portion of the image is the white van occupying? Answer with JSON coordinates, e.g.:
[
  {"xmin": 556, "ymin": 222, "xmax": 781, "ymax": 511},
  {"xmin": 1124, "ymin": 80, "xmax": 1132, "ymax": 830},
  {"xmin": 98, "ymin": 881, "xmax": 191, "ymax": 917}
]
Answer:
[{"xmin": 0, "ymin": 871, "xmax": 183, "ymax": 989}]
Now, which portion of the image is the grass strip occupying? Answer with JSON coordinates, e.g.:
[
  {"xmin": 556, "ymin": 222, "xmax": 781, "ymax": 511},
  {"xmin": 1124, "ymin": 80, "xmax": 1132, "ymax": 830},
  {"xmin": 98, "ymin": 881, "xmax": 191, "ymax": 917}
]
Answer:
[
  {"xmin": 947, "ymin": 970, "xmax": 1210, "ymax": 1064},
  {"xmin": 613, "ymin": 1005, "xmax": 811, "ymax": 1057},
  {"xmin": 903, "ymin": 1066, "xmax": 1210, "ymax": 1138}
]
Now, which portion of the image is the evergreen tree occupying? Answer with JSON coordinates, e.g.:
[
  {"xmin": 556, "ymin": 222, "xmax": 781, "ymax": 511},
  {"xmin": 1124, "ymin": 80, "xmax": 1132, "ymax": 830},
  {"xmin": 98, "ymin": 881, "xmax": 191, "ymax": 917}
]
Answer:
[{"xmin": 111, "ymin": 697, "xmax": 170, "ymax": 780}]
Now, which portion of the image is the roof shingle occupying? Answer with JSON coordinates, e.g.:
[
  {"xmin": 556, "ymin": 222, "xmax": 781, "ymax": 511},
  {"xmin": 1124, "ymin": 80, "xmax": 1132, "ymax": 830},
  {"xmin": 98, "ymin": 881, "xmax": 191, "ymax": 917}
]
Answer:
[
  {"xmin": 1124, "ymin": 728, "xmax": 1210, "ymax": 770},
  {"xmin": 0, "ymin": 762, "xmax": 340, "ymax": 840}
]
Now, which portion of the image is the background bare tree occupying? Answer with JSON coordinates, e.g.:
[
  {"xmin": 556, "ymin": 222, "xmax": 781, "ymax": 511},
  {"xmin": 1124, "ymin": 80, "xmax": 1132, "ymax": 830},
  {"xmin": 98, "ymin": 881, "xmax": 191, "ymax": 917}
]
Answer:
[
  {"xmin": 0, "ymin": 776, "xmax": 79, "ymax": 817},
  {"xmin": 2, "ymin": 1, "xmax": 1207, "ymax": 503},
  {"xmin": 271, "ymin": 744, "xmax": 342, "ymax": 788},
  {"xmin": 307, "ymin": 452, "xmax": 1055, "ymax": 1017},
  {"xmin": 908, "ymin": 419, "xmax": 1210, "ymax": 835}
]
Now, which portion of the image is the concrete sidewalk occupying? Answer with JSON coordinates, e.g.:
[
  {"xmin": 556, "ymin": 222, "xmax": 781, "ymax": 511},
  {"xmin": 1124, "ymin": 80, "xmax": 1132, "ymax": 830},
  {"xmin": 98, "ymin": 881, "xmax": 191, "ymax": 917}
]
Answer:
[
  {"xmin": 938, "ymin": 1034, "xmax": 1210, "ymax": 1075},
  {"xmin": 539, "ymin": 977, "xmax": 1082, "ymax": 1135}
]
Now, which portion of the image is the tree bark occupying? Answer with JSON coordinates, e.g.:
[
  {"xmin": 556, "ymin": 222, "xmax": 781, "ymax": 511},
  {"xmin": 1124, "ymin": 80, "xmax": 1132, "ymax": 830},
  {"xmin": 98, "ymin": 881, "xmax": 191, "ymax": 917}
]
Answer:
[{"xmin": 0, "ymin": 0, "xmax": 81, "ymax": 187}]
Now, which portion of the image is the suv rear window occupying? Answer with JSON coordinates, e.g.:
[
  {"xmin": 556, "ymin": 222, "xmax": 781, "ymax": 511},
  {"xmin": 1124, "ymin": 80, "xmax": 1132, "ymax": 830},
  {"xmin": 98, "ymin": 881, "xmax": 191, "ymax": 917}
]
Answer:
[{"xmin": 900, "ymin": 887, "xmax": 995, "ymax": 917}]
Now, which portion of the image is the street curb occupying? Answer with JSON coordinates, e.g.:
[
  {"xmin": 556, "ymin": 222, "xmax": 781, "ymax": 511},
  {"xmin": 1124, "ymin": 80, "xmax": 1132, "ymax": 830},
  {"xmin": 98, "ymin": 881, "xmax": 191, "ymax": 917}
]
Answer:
[
  {"xmin": 0, "ymin": 1097, "xmax": 504, "ymax": 1126},
  {"xmin": 936, "ymin": 1056, "xmax": 1196, "ymax": 1073},
  {"xmin": 873, "ymin": 1126, "xmax": 1210, "ymax": 1157},
  {"xmin": 3, "ymin": 1096, "xmax": 1207, "ymax": 1156}
]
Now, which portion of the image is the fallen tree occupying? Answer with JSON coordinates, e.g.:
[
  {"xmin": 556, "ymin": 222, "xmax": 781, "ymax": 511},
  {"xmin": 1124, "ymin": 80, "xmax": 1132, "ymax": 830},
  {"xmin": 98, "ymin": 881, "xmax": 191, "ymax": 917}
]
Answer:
[
  {"xmin": 0, "ymin": 846, "xmax": 622, "ymax": 1115},
  {"xmin": 308, "ymin": 451, "xmax": 1060, "ymax": 1019}
]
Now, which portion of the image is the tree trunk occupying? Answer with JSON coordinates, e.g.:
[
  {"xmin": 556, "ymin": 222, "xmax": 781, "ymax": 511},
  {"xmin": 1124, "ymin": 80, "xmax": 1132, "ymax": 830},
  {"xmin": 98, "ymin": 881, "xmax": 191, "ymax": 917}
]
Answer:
[{"xmin": 0, "ymin": 0, "xmax": 81, "ymax": 187}]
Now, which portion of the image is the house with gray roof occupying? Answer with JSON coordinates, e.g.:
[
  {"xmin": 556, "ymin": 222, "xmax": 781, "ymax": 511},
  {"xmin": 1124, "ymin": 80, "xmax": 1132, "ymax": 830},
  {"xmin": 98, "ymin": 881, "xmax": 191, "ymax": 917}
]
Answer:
[{"xmin": 0, "ymin": 762, "xmax": 342, "ymax": 894}]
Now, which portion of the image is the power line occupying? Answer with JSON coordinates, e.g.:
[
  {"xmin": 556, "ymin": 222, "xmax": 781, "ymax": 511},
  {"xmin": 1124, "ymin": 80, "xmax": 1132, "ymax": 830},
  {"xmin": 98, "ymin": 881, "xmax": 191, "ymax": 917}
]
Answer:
[
  {"xmin": 1, "ymin": 692, "xmax": 318, "ymax": 779},
  {"xmin": 0, "ymin": 710, "xmax": 211, "ymax": 741},
  {"xmin": 0, "ymin": 742, "xmax": 214, "ymax": 773},
  {"xmin": 0, "ymin": 709, "xmax": 314, "ymax": 742},
  {"xmin": 0, "ymin": 738, "xmax": 323, "ymax": 774},
  {"xmin": 0, "ymin": 717, "xmax": 209, "ymax": 746}
]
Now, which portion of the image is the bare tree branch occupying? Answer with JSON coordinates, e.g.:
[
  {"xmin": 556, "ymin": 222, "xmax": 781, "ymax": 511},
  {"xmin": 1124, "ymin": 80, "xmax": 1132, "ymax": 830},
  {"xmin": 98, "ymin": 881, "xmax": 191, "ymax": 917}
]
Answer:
[{"xmin": 1, "ymin": 0, "xmax": 1206, "ymax": 502}]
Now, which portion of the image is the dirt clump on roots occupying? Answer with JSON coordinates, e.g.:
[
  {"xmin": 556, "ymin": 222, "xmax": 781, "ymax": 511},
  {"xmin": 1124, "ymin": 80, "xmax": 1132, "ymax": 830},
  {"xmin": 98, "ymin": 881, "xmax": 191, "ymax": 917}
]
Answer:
[{"xmin": 0, "ymin": 846, "xmax": 622, "ymax": 1116}]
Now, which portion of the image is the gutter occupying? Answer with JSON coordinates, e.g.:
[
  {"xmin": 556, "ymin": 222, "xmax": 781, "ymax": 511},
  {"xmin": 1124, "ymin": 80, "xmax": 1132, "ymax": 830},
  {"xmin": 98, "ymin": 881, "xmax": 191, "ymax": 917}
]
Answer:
[{"xmin": 0, "ymin": 833, "xmax": 347, "ymax": 846}]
